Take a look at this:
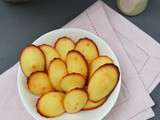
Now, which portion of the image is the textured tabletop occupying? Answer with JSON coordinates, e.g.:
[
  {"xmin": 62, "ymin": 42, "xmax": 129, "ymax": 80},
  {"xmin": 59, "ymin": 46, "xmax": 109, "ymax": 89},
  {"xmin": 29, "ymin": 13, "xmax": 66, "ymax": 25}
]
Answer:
[{"xmin": 0, "ymin": 0, "xmax": 159, "ymax": 119}]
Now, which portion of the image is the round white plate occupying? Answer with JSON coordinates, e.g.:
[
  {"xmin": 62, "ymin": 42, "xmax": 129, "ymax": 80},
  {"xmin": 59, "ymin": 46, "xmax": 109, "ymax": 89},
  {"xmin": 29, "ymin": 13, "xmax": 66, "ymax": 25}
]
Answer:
[{"xmin": 17, "ymin": 28, "xmax": 121, "ymax": 120}]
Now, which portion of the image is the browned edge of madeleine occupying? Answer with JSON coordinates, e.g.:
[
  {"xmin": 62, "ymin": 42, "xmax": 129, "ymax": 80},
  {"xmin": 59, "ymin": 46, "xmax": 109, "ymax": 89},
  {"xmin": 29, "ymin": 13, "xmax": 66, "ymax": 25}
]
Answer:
[
  {"xmin": 19, "ymin": 44, "xmax": 46, "ymax": 77},
  {"xmin": 75, "ymin": 37, "xmax": 99, "ymax": 58},
  {"xmin": 60, "ymin": 73, "xmax": 86, "ymax": 92},
  {"xmin": 82, "ymin": 97, "xmax": 107, "ymax": 110},
  {"xmin": 36, "ymin": 92, "xmax": 65, "ymax": 118},
  {"xmin": 27, "ymin": 71, "xmax": 54, "ymax": 95},
  {"xmin": 88, "ymin": 63, "xmax": 120, "ymax": 102},
  {"xmin": 63, "ymin": 88, "xmax": 88, "ymax": 113},
  {"xmin": 54, "ymin": 36, "xmax": 75, "ymax": 48},
  {"xmin": 66, "ymin": 50, "xmax": 89, "ymax": 81}
]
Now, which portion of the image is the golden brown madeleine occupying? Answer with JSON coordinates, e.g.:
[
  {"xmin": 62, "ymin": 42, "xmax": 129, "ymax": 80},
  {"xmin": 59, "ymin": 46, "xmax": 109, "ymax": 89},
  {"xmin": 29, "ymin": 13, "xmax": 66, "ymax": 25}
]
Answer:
[
  {"xmin": 20, "ymin": 45, "xmax": 45, "ymax": 77},
  {"xmin": 37, "ymin": 92, "xmax": 65, "ymax": 118},
  {"xmin": 66, "ymin": 50, "xmax": 88, "ymax": 79},
  {"xmin": 55, "ymin": 37, "xmax": 75, "ymax": 61},
  {"xmin": 83, "ymin": 97, "xmax": 106, "ymax": 110},
  {"xmin": 89, "ymin": 56, "xmax": 113, "ymax": 77},
  {"xmin": 75, "ymin": 38, "xmax": 99, "ymax": 64},
  {"xmin": 27, "ymin": 71, "xmax": 54, "ymax": 96},
  {"xmin": 39, "ymin": 44, "xmax": 60, "ymax": 69},
  {"xmin": 64, "ymin": 89, "xmax": 88, "ymax": 113},
  {"xmin": 88, "ymin": 64, "xmax": 119, "ymax": 102},
  {"xmin": 48, "ymin": 58, "xmax": 67, "ymax": 91},
  {"xmin": 60, "ymin": 73, "xmax": 86, "ymax": 92}
]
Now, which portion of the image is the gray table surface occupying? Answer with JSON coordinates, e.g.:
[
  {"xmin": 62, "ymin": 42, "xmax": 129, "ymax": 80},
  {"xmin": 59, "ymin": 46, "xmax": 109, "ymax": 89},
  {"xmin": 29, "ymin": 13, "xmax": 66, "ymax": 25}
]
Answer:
[{"xmin": 0, "ymin": 0, "xmax": 159, "ymax": 119}]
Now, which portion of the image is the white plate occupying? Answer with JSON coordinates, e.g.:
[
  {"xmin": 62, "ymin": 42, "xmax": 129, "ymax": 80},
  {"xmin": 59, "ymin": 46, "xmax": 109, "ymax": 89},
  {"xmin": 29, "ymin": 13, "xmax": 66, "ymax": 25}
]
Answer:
[{"xmin": 17, "ymin": 28, "xmax": 121, "ymax": 120}]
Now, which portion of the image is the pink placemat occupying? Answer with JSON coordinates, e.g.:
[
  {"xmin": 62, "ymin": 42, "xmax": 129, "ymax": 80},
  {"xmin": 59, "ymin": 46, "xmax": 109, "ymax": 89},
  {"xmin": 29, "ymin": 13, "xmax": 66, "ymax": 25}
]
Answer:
[
  {"xmin": 102, "ymin": 2, "xmax": 160, "ymax": 94},
  {"xmin": 65, "ymin": 1, "xmax": 155, "ymax": 120},
  {"xmin": 0, "ymin": 1, "xmax": 159, "ymax": 120}
]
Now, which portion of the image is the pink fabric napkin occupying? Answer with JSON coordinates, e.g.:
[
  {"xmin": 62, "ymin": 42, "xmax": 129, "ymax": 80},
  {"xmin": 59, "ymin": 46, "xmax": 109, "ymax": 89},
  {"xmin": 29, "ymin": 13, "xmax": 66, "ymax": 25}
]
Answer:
[
  {"xmin": 65, "ymin": 1, "xmax": 156, "ymax": 120},
  {"xmin": 0, "ymin": 1, "xmax": 159, "ymax": 120},
  {"xmin": 102, "ymin": 3, "xmax": 160, "ymax": 93}
]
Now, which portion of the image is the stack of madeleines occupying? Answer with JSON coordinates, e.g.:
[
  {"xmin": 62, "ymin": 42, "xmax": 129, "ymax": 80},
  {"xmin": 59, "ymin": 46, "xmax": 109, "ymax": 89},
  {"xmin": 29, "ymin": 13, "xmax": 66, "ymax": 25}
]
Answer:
[{"xmin": 19, "ymin": 37, "xmax": 120, "ymax": 118}]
